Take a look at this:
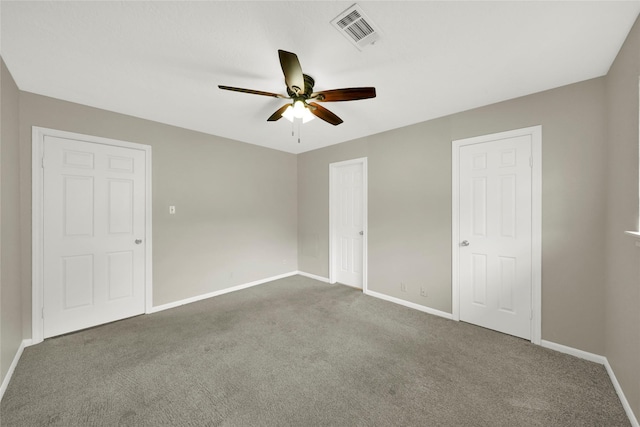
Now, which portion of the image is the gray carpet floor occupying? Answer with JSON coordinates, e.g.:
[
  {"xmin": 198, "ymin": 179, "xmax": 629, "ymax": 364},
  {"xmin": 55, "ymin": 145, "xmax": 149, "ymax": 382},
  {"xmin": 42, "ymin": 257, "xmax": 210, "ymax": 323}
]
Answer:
[{"xmin": 1, "ymin": 275, "xmax": 630, "ymax": 426}]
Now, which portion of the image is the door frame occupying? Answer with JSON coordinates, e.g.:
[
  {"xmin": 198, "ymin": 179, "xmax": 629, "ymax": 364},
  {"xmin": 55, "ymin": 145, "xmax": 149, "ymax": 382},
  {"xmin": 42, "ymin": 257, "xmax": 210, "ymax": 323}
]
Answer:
[
  {"xmin": 451, "ymin": 126, "xmax": 542, "ymax": 344},
  {"xmin": 31, "ymin": 126, "xmax": 153, "ymax": 344},
  {"xmin": 329, "ymin": 157, "xmax": 368, "ymax": 291}
]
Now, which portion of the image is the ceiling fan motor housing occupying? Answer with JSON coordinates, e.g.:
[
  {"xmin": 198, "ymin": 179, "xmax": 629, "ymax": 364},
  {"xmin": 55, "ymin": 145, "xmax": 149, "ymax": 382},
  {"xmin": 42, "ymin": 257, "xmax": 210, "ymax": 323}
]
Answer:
[{"xmin": 287, "ymin": 74, "xmax": 315, "ymax": 98}]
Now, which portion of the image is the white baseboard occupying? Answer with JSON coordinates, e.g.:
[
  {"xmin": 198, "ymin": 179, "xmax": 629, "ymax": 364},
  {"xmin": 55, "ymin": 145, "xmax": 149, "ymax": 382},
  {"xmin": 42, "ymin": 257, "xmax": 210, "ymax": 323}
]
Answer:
[
  {"xmin": 364, "ymin": 289, "xmax": 453, "ymax": 320},
  {"xmin": 296, "ymin": 271, "xmax": 330, "ymax": 283},
  {"xmin": 0, "ymin": 339, "xmax": 33, "ymax": 402},
  {"xmin": 298, "ymin": 275, "xmax": 454, "ymax": 322},
  {"xmin": 340, "ymin": 282, "xmax": 363, "ymax": 290},
  {"xmin": 540, "ymin": 340, "xmax": 638, "ymax": 427},
  {"xmin": 604, "ymin": 358, "xmax": 639, "ymax": 427},
  {"xmin": 149, "ymin": 271, "xmax": 298, "ymax": 313},
  {"xmin": 540, "ymin": 340, "xmax": 607, "ymax": 364}
]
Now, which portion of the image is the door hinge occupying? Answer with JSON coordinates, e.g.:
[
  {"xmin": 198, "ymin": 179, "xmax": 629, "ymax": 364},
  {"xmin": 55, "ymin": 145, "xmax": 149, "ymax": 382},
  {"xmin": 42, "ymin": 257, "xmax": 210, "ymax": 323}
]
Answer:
[
  {"xmin": 529, "ymin": 157, "xmax": 533, "ymax": 168},
  {"xmin": 42, "ymin": 307, "xmax": 44, "ymax": 319},
  {"xmin": 42, "ymin": 156, "xmax": 46, "ymax": 169},
  {"xmin": 530, "ymin": 309, "xmax": 533, "ymax": 320}
]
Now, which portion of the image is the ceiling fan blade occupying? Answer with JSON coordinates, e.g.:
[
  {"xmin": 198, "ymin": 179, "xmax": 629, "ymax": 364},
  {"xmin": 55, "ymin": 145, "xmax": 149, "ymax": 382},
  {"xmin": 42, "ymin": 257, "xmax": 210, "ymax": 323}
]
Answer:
[
  {"xmin": 308, "ymin": 102, "xmax": 343, "ymax": 126},
  {"xmin": 218, "ymin": 85, "xmax": 287, "ymax": 99},
  {"xmin": 267, "ymin": 104, "xmax": 291, "ymax": 122},
  {"xmin": 278, "ymin": 50, "xmax": 305, "ymax": 95},
  {"xmin": 311, "ymin": 87, "xmax": 376, "ymax": 102}
]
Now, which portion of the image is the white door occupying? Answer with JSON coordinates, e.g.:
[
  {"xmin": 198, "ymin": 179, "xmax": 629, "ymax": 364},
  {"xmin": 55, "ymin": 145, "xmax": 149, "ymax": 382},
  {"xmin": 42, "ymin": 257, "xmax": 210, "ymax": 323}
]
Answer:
[
  {"xmin": 331, "ymin": 160, "xmax": 365, "ymax": 289},
  {"xmin": 43, "ymin": 135, "xmax": 146, "ymax": 338},
  {"xmin": 457, "ymin": 134, "xmax": 532, "ymax": 339}
]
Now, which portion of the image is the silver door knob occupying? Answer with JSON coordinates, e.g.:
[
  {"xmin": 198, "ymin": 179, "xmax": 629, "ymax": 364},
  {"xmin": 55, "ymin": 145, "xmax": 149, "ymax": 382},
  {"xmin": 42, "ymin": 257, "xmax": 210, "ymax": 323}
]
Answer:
[
  {"xmin": 135, "ymin": 239, "xmax": 143, "ymax": 244},
  {"xmin": 359, "ymin": 231, "xmax": 364, "ymax": 235},
  {"xmin": 460, "ymin": 240, "xmax": 470, "ymax": 247}
]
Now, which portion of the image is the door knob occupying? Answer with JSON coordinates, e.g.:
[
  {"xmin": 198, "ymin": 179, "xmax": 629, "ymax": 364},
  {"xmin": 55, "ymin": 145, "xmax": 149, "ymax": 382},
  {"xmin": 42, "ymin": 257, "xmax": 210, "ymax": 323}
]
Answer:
[
  {"xmin": 135, "ymin": 239, "xmax": 143, "ymax": 244},
  {"xmin": 460, "ymin": 240, "xmax": 470, "ymax": 247},
  {"xmin": 359, "ymin": 231, "xmax": 364, "ymax": 235}
]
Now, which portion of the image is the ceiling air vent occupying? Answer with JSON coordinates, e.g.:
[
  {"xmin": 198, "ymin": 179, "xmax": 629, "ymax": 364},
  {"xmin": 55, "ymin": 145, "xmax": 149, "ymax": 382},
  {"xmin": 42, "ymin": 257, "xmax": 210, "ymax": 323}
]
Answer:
[{"xmin": 331, "ymin": 4, "xmax": 381, "ymax": 50}]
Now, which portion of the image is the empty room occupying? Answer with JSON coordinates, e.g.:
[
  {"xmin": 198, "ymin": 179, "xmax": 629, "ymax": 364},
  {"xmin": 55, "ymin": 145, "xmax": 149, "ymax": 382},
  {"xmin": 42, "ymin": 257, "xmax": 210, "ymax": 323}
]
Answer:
[{"xmin": 1, "ymin": 1, "xmax": 639, "ymax": 425}]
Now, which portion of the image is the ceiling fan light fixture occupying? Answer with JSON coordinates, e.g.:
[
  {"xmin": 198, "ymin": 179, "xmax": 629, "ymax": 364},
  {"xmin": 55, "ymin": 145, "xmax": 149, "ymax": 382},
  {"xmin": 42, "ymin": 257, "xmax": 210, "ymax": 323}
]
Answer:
[
  {"xmin": 282, "ymin": 101, "xmax": 315, "ymax": 123},
  {"xmin": 293, "ymin": 100, "xmax": 306, "ymax": 118},
  {"xmin": 302, "ymin": 108, "xmax": 315, "ymax": 123},
  {"xmin": 282, "ymin": 105, "xmax": 294, "ymax": 122}
]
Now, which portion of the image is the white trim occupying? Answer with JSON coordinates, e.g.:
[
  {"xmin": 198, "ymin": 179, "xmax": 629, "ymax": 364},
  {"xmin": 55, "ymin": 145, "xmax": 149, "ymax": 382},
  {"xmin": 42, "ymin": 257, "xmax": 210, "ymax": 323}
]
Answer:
[
  {"xmin": 0, "ymin": 339, "xmax": 33, "ymax": 402},
  {"xmin": 297, "ymin": 271, "xmax": 330, "ymax": 283},
  {"xmin": 143, "ymin": 141, "xmax": 154, "ymax": 315},
  {"xmin": 329, "ymin": 157, "xmax": 368, "ymax": 291},
  {"xmin": 32, "ymin": 128, "xmax": 44, "ymax": 344},
  {"xmin": 149, "ymin": 271, "xmax": 298, "ymax": 313},
  {"xmin": 540, "ymin": 340, "xmax": 638, "ymax": 427},
  {"xmin": 531, "ymin": 128, "xmax": 542, "ymax": 344},
  {"xmin": 339, "ymin": 282, "xmax": 363, "ymax": 290},
  {"xmin": 31, "ymin": 127, "xmax": 153, "ymax": 344},
  {"xmin": 624, "ymin": 231, "xmax": 640, "ymax": 240},
  {"xmin": 605, "ymin": 359, "xmax": 640, "ymax": 427},
  {"xmin": 540, "ymin": 340, "xmax": 606, "ymax": 364},
  {"xmin": 451, "ymin": 125, "xmax": 542, "ymax": 345},
  {"xmin": 364, "ymin": 289, "xmax": 453, "ymax": 320},
  {"xmin": 451, "ymin": 138, "xmax": 460, "ymax": 321}
]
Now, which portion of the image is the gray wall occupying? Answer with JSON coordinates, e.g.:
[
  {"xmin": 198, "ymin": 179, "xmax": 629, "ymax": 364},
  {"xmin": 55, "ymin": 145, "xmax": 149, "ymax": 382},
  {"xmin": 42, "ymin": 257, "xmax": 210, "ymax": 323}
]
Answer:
[
  {"xmin": 1, "ymin": 58, "xmax": 23, "ymax": 384},
  {"xmin": 605, "ymin": 15, "xmax": 640, "ymax": 420},
  {"xmin": 17, "ymin": 92, "xmax": 298, "ymax": 335},
  {"xmin": 298, "ymin": 77, "xmax": 608, "ymax": 355}
]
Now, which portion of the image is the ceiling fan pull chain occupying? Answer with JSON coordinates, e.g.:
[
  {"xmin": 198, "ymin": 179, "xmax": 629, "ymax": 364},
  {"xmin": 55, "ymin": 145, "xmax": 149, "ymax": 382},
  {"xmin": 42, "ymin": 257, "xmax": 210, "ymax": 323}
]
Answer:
[{"xmin": 298, "ymin": 119, "xmax": 301, "ymax": 143}]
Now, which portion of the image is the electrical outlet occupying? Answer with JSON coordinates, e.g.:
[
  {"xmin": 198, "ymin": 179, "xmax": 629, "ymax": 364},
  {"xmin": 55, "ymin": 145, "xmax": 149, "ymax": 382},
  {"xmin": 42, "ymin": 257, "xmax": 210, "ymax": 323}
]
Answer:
[
  {"xmin": 400, "ymin": 283, "xmax": 407, "ymax": 292},
  {"xmin": 169, "ymin": 205, "xmax": 176, "ymax": 215},
  {"xmin": 420, "ymin": 287, "xmax": 428, "ymax": 297}
]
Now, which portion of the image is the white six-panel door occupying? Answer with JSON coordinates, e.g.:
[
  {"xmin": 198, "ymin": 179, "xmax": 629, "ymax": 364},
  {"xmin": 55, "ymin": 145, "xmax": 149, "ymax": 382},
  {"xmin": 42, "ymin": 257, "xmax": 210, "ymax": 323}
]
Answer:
[
  {"xmin": 42, "ymin": 135, "xmax": 147, "ymax": 338},
  {"xmin": 458, "ymin": 134, "xmax": 533, "ymax": 340},
  {"xmin": 331, "ymin": 160, "xmax": 366, "ymax": 289}
]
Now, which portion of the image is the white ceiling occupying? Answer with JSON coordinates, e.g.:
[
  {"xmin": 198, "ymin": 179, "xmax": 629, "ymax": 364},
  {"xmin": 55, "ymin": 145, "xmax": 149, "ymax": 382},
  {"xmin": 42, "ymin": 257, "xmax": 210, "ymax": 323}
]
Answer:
[{"xmin": 2, "ymin": 1, "xmax": 639, "ymax": 154}]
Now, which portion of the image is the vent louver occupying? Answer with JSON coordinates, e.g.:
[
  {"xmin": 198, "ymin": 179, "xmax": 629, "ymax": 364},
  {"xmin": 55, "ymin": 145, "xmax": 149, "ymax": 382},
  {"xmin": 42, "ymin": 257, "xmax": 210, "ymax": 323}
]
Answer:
[{"xmin": 331, "ymin": 4, "xmax": 381, "ymax": 50}]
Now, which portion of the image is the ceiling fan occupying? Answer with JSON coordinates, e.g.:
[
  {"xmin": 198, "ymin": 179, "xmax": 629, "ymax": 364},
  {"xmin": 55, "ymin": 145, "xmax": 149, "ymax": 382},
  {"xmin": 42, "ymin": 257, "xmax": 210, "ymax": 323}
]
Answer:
[{"xmin": 218, "ymin": 50, "xmax": 376, "ymax": 126}]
